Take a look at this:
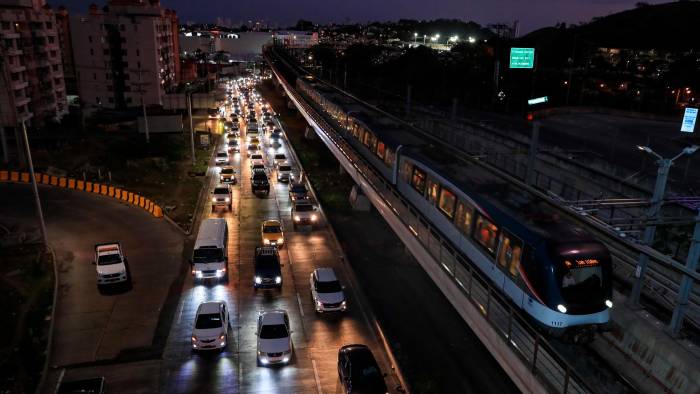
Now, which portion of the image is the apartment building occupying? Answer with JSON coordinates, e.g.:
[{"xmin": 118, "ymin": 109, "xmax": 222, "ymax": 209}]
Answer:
[
  {"xmin": 71, "ymin": 0, "xmax": 180, "ymax": 109},
  {"xmin": 55, "ymin": 5, "xmax": 76, "ymax": 95},
  {"xmin": 0, "ymin": 0, "xmax": 68, "ymax": 130}
]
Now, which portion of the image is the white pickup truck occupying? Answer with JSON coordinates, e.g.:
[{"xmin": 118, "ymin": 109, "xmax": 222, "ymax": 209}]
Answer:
[{"xmin": 93, "ymin": 243, "xmax": 128, "ymax": 286}]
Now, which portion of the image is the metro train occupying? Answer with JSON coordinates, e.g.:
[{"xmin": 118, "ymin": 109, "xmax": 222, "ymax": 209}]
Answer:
[{"xmin": 295, "ymin": 76, "xmax": 613, "ymax": 341}]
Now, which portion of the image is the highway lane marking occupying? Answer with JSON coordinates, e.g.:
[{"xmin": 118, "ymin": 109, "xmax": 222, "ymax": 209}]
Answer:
[
  {"xmin": 311, "ymin": 358, "xmax": 323, "ymax": 394},
  {"xmin": 296, "ymin": 291, "xmax": 305, "ymax": 317},
  {"xmin": 176, "ymin": 299, "xmax": 185, "ymax": 324}
]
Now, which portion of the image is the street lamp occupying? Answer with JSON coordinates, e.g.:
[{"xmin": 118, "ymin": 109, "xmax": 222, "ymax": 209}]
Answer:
[
  {"xmin": 413, "ymin": 32, "xmax": 417, "ymax": 45},
  {"xmin": 629, "ymin": 144, "xmax": 700, "ymax": 307},
  {"xmin": 468, "ymin": 36, "xmax": 476, "ymax": 44}
]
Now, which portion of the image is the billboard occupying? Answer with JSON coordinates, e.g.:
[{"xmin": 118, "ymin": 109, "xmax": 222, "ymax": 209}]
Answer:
[{"xmin": 681, "ymin": 107, "xmax": 698, "ymax": 133}]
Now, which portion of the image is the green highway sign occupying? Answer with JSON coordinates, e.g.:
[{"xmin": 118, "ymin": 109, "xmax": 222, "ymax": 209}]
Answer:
[
  {"xmin": 510, "ymin": 48, "xmax": 535, "ymax": 69},
  {"xmin": 528, "ymin": 96, "xmax": 548, "ymax": 105}
]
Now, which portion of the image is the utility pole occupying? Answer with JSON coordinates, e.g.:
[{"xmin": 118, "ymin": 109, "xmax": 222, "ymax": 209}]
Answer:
[
  {"xmin": 135, "ymin": 66, "xmax": 150, "ymax": 144},
  {"xmin": 629, "ymin": 145, "xmax": 700, "ymax": 307},
  {"xmin": 526, "ymin": 121, "xmax": 541, "ymax": 186},
  {"xmin": 22, "ymin": 121, "xmax": 48, "ymax": 250},
  {"xmin": 188, "ymin": 92, "xmax": 196, "ymax": 166},
  {"xmin": 667, "ymin": 211, "xmax": 700, "ymax": 337}
]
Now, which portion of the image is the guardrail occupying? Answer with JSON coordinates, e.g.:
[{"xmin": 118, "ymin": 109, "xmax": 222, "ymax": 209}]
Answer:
[
  {"xmin": 267, "ymin": 48, "xmax": 591, "ymax": 394},
  {"xmin": 0, "ymin": 169, "xmax": 164, "ymax": 218}
]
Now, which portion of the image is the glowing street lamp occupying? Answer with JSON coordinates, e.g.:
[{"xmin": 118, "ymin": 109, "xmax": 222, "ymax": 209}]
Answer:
[{"xmin": 468, "ymin": 36, "xmax": 476, "ymax": 44}]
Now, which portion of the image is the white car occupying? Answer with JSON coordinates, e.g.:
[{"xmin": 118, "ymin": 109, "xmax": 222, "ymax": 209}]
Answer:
[
  {"xmin": 215, "ymin": 151, "xmax": 229, "ymax": 165},
  {"xmin": 211, "ymin": 184, "xmax": 232, "ymax": 211},
  {"xmin": 191, "ymin": 301, "xmax": 230, "ymax": 351},
  {"xmin": 250, "ymin": 153, "xmax": 265, "ymax": 167},
  {"xmin": 277, "ymin": 164, "xmax": 292, "ymax": 182},
  {"xmin": 273, "ymin": 154, "xmax": 287, "ymax": 167},
  {"xmin": 257, "ymin": 310, "xmax": 292, "ymax": 366},
  {"xmin": 93, "ymin": 243, "xmax": 128, "ymax": 286},
  {"xmin": 310, "ymin": 268, "xmax": 347, "ymax": 313}
]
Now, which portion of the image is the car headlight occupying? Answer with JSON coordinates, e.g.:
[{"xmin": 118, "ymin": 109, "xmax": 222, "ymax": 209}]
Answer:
[
  {"xmin": 195, "ymin": 271, "xmax": 203, "ymax": 278},
  {"xmin": 282, "ymin": 355, "xmax": 290, "ymax": 363},
  {"xmin": 275, "ymin": 276, "xmax": 282, "ymax": 284},
  {"xmin": 605, "ymin": 299, "xmax": 613, "ymax": 308},
  {"xmin": 254, "ymin": 276, "xmax": 262, "ymax": 284},
  {"xmin": 225, "ymin": 197, "xmax": 230, "ymax": 202},
  {"xmin": 557, "ymin": 304, "xmax": 567, "ymax": 314},
  {"xmin": 311, "ymin": 214, "xmax": 317, "ymax": 221},
  {"xmin": 316, "ymin": 300, "xmax": 323, "ymax": 308},
  {"xmin": 211, "ymin": 197, "xmax": 217, "ymax": 202},
  {"xmin": 191, "ymin": 336, "xmax": 197, "ymax": 342},
  {"xmin": 219, "ymin": 334, "xmax": 226, "ymax": 340},
  {"xmin": 341, "ymin": 300, "xmax": 347, "ymax": 307},
  {"xmin": 263, "ymin": 239, "xmax": 270, "ymax": 244},
  {"xmin": 294, "ymin": 215, "xmax": 300, "ymax": 221},
  {"xmin": 277, "ymin": 238, "xmax": 284, "ymax": 243}
]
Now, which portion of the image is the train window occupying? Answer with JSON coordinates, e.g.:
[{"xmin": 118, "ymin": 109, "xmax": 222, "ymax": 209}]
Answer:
[
  {"xmin": 411, "ymin": 168, "xmax": 426, "ymax": 194},
  {"xmin": 455, "ymin": 201, "xmax": 474, "ymax": 235},
  {"xmin": 362, "ymin": 130, "xmax": 373, "ymax": 147},
  {"xmin": 438, "ymin": 188, "xmax": 456, "ymax": 218},
  {"xmin": 426, "ymin": 179, "xmax": 440, "ymax": 205},
  {"xmin": 402, "ymin": 161, "xmax": 412, "ymax": 182},
  {"xmin": 384, "ymin": 149, "xmax": 394, "ymax": 167},
  {"xmin": 473, "ymin": 214, "xmax": 498, "ymax": 255},
  {"xmin": 376, "ymin": 142, "xmax": 386, "ymax": 160},
  {"xmin": 497, "ymin": 231, "xmax": 523, "ymax": 277}
]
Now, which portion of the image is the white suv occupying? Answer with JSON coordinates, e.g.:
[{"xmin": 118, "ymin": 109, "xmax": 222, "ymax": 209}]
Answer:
[
  {"xmin": 211, "ymin": 184, "xmax": 232, "ymax": 211},
  {"xmin": 191, "ymin": 301, "xmax": 230, "ymax": 351},
  {"xmin": 257, "ymin": 310, "xmax": 292, "ymax": 366},
  {"xmin": 215, "ymin": 151, "xmax": 229, "ymax": 165},
  {"xmin": 310, "ymin": 268, "xmax": 346, "ymax": 313}
]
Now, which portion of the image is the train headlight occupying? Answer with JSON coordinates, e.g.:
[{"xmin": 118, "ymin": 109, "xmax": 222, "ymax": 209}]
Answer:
[
  {"xmin": 605, "ymin": 299, "xmax": 613, "ymax": 309},
  {"xmin": 557, "ymin": 304, "xmax": 567, "ymax": 314}
]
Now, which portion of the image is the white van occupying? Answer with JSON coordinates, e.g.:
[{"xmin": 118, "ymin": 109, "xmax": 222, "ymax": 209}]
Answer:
[{"xmin": 191, "ymin": 218, "xmax": 228, "ymax": 282}]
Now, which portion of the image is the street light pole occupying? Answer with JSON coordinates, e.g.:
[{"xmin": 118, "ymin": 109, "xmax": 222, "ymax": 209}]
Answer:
[
  {"xmin": 667, "ymin": 210, "xmax": 700, "ymax": 337},
  {"xmin": 188, "ymin": 92, "xmax": 196, "ymax": 166},
  {"xmin": 21, "ymin": 121, "xmax": 48, "ymax": 251},
  {"xmin": 629, "ymin": 145, "xmax": 700, "ymax": 307}
]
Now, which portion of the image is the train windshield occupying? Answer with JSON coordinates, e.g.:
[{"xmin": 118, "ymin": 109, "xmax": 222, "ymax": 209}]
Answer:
[{"xmin": 555, "ymin": 243, "xmax": 609, "ymax": 306}]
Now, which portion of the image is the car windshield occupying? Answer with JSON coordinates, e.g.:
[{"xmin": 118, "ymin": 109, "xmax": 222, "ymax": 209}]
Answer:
[
  {"xmin": 195, "ymin": 313, "xmax": 222, "ymax": 329},
  {"xmin": 216, "ymin": 153, "xmax": 227, "ymax": 157},
  {"xmin": 221, "ymin": 168, "xmax": 234, "ymax": 174},
  {"xmin": 252, "ymin": 155, "xmax": 263, "ymax": 160},
  {"xmin": 214, "ymin": 187, "xmax": 229, "ymax": 194},
  {"xmin": 259, "ymin": 323, "xmax": 288, "ymax": 339},
  {"xmin": 253, "ymin": 173, "xmax": 268, "ymax": 181},
  {"xmin": 316, "ymin": 280, "xmax": 342, "ymax": 293},
  {"xmin": 248, "ymin": 145, "xmax": 258, "ymax": 150},
  {"xmin": 264, "ymin": 225, "xmax": 281, "ymax": 233},
  {"xmin": 252, "ymin": 164, "xmax": 264, "ymax": 170},
  {"xmin": 193, "ymin": 247, "xmax": 224, "ymax": 263},
  {"xmin": 291, "ymin": 185, "xmax": 307, "ymax": 193},
  {"xmin": 351, "ymin": 363, "xmax": 382, "ymax": 384},
  {"xmin": 228, "ymin": 139, "xmax": 237, "ymax": 144},
  {"xmin": 275, "ymin": 154, "xmax": 286, "ymax": 160},
  {"xmin": 295, "ymin": 204, "xmax": 313, "ymax": 212},
  {"xmin": 97, "ymin": 253, "xmax": 121, "ymax": 265},
  {"xmin": 279, "ymin": 165, "xmax": 291, "ymax": 172}
]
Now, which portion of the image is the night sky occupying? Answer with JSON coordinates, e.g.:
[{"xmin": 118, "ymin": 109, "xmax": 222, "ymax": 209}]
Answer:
[{"xmin": 53, "ymin": 0, "xmax": 669, "ymax": 34}]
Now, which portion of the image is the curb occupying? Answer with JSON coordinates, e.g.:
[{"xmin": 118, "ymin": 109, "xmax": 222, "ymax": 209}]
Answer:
[
  {"xmin": 0, "ymin": 170, "xmax": 164, "ymax": 219},
  {"xmin": 273, "ymin": 94, "xmax": 410, "ymax": 394},
  {"xmin": 35, "ymin": 246, "xmax": 58, "ymax": 394}
]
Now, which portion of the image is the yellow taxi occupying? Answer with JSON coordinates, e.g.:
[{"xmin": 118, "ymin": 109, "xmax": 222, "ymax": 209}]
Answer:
[{"xmin": 261, "ymin": 219, "xmax": 284, "ymax": 247}]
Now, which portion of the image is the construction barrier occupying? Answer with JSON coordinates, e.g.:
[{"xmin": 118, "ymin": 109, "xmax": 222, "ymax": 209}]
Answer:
[{"xmin": 0, "ymin": 169, "xmax": 165, "ymax": 219}]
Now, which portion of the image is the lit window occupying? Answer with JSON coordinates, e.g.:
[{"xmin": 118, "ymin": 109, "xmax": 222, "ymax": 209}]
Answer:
[
  {"xmin": 376, "ymin": 142, "xmax": 386, "ymax": 159},
  {"xmin": 438, "ymin": 188, "xmax": 456, "ymax": 218},
  {"xmin": 426, "ymin": 179, "xmax": 440, "ymax": 205},
  {"xmin": 411, "ymin": 168, "xmax": 426, "ymax": 194},
  {"xmin": 455, "ymin": 201, "xmax": 473, "ymax": 234},
  {"xmin": 473, "ymin": 214, "xmax": 498, "ymax": 254},
  {"xmin": 497, "ymin": 231, "xmax": 523, "ymax": 277}
]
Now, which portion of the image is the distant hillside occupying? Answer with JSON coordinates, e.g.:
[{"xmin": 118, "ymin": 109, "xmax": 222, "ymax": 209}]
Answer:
[{"xmin": 523, "ymin": 1, "xmax": 700, "ymax": 50}]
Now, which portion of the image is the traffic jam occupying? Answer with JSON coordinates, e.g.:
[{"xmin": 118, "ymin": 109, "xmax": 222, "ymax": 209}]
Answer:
[{"xmin": 152, "ymin": 76, "xmax": 399, "ymax": 393}]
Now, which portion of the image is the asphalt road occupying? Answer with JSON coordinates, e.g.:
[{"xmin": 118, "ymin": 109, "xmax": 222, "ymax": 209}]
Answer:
[
  {"xmin": 0, "ymin": 183, "xmax": 185, "ymax": 367},
  {"xmin": 158, "ymin": 90, "xmax": 402, "ymax": 393}
]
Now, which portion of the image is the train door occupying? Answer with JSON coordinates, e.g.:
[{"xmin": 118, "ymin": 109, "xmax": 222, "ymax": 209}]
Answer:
[{"xmin": 496, "ymin": 230, "xmax": 525, "ymax": 308}]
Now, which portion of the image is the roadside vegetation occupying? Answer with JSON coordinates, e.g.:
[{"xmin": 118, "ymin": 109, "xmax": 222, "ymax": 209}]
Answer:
[
  {"xmin": 29, "ymin": 118, "xmax": 216, "ymax": 231},
  {"xmin": 0, "ymin": 245, "xmax": 53, "ymax": 393}
]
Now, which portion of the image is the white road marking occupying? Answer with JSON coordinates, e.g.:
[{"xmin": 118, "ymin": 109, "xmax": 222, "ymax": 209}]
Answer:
[
  {"xmin": 312, "ymin": 358, "xmax": 323, "ymax": 394},
  {"xmin": 296, "ymin": 291, "xmax": 305, "ymax": 317},
  {"xmin": 176, "ymin": 299, "xmax": 185, "ymax": 324}
]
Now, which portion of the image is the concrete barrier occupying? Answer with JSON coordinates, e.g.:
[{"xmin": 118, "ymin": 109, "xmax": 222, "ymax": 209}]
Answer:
[{"xmin": 0, "ymin": 169, "xmax": 164, "ymax": 219}]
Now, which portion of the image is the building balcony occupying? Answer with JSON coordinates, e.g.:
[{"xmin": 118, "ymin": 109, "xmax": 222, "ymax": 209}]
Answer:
[
  {"xmin": 11, "ymin": 80, "xmax": 29, "ymax": 90},
  {"xmin": 6, "ymin": 48, "xmax": 23, "ymax": 56},
  {"xmin": 14, "ymin": 96, "xmax": 30, "ymax": 107},
  {"xmin": 1, "ymin": 31, "xmax": 20, "ymax": 39},
  {"xmin": 8, "ymin": 63, "xmax": 26, "ymax": 73}
]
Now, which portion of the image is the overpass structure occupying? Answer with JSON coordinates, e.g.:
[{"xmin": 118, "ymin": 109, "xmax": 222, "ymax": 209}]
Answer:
[{"xmin": 264, "ymin": 45, "xmax": 700, "ymax": 394}]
